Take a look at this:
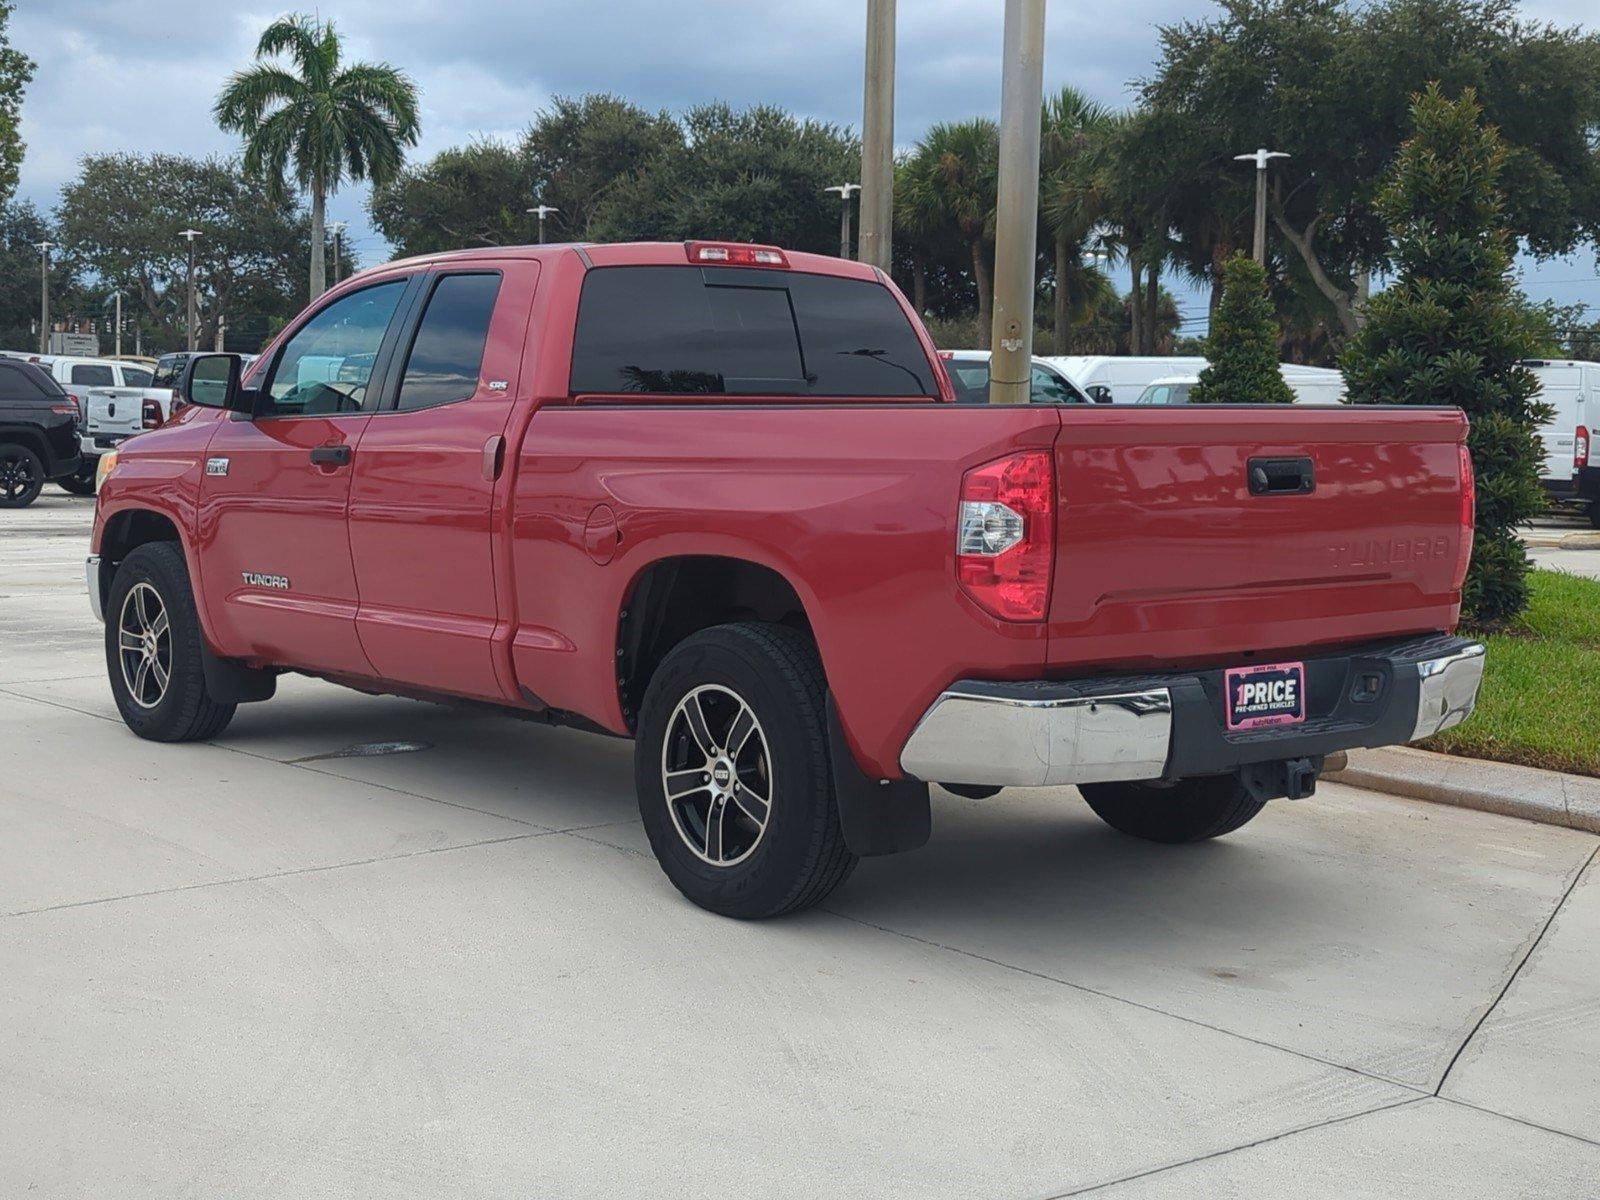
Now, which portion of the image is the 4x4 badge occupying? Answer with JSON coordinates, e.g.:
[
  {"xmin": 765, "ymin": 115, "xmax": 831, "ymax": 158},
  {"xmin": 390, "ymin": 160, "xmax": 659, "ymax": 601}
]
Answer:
[{"xmin": 206, "ymin": 457, "xmax": 230, "ymax": 476}]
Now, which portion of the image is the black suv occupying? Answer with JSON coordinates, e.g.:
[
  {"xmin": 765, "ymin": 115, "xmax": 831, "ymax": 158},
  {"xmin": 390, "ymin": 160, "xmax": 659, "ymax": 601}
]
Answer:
[{"xmin": 0, "ymin": 358, "xmax": 83, "ymax": 508}]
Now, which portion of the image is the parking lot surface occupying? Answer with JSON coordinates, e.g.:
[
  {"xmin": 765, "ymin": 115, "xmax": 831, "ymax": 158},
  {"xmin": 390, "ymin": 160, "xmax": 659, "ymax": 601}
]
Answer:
[{"xmin": 3, "ymin": 493, "xmax": 1598, "ymax": 1198}]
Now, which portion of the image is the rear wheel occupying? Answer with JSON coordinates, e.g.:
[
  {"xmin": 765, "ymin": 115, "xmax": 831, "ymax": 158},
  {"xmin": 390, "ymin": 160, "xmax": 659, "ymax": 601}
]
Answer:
[
  {"xmin": 56, "ymin": 459, "xmax": 97, "ymax": 495},
  {"xmin": 1079, "ymin": 774, "xmax": 1267, "ymax": 844},
  {"xmin": 634, "ymin": 622, "xmax": 856, "ymax": 918},
  {"xmin": 0, "ymin": 443, "xmax": 44, "ymax": 508},
  {"xmin": 106, "ymin": 542, "xmax": 236, "ymax": 742}
]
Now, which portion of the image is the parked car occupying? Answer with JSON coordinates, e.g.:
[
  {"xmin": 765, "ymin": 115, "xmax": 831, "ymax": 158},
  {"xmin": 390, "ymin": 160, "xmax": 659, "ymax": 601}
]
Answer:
[
  {"xmin": 1135, "ymin": 365, "xmax": 1347, "ymax": 407},
  {"xmin": 23, "ymin": 355, "xmax": 175, "ymax": 494},
  {"xmin": 1523, "ymin": 359, "xmax": 1600, "ymax": 526},
  {"xmin": 0, "ymin": 357, "xmax": 82, "ymax": 507},
  {"xmin": 88, "ymin": 240, "xmax": 1485, "ymax": 918},
  {"xmin": 1044, "ymin": 355, "xmax": 1210, "ymax": 404},
  {"xmin": 938, "ymin": 350, "xmax": 1094, "ymax": 404}
]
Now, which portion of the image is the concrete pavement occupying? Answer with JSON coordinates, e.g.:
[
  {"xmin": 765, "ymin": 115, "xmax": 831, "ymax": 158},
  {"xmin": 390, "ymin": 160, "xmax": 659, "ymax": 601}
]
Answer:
[{"xmin": 2, "ymin": 492, "xmax": 1598, "ymax": 1197}]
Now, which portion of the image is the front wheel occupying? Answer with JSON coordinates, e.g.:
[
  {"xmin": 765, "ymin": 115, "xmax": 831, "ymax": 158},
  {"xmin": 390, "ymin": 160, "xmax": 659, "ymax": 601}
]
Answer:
[
  {"xmin": 1079, "ymin": 774, "xmax": 1267, "ymax": 843},
  {"xmin": 634, "ymin": 622, "xmax": 857, "ymax": 918},
  {"xmin": 0, "ymin": 443, "xmax": 44, "ymax": 507},
  {"xmin": 105, "ymin": 542, "xmax": 236, "ymax": 742}
]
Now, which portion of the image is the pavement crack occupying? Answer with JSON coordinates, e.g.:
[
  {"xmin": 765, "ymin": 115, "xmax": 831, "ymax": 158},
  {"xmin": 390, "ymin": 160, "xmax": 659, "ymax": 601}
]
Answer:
[
  {"xmin": 821, "ymin": 907, "xmax": 1427, "ymax": 1097},
  {"xmin": 6, "ymin": 831, "xmax": 551, "ymax": 919},
  {"xmin": 1432, "ymin": 841, "xmax": 1599, "ymax": 1097},
  {"xmin": 1040, "ymin": 1095, "xmax": 1429, "ymax": 1197}
]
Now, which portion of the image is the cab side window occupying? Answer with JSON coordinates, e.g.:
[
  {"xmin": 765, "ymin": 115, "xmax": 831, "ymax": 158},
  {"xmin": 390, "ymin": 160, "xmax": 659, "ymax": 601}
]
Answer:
[
  {"xmin": 121, "ymin": 366, "xmax": 154, "ymax": 387},
  {"xmin": 261, "ymin": 280, "xmax": 408, "ymax": 419},
  {"xmin": 1030, "ymin": 367, "xmax": 1082, "ymax": 404},
  {"xmin": 394, "ymin": 273, "xmax": 502, "ymax": 412},
  {"xmin": 71, "ymin": 364, "xmax": 116, "ymax": 387}
]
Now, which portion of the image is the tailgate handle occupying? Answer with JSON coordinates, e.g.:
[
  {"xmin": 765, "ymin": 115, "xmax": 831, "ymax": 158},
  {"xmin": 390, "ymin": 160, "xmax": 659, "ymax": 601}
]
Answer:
[{"xmin": 1248, "ymin": 457, "xmax": 1314, "ymax": 496}]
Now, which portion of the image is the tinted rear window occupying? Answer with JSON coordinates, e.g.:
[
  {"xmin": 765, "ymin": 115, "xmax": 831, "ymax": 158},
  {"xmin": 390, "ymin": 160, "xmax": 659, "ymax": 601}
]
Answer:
[
  {"xmin": 569, "ymin": 266, "xmax": 936, "ymax": 397},
  {"xmin": 70, "ymin": 363, "xmax": 115, "ymax": 386}
]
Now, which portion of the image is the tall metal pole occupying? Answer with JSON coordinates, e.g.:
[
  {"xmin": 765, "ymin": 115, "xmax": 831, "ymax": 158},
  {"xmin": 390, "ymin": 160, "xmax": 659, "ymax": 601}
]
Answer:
[
  {"xmin": 114, "ymin": 292, "xmax": 122, "ymax": 357},
  {"xmin": 526, "ymin": 204, "xmax": 559, "ymax": 245},
  {"xmin": 858, "ymin": 0, "xmax": 895, "ymax": 272},
  {"xmin": 328, "ymin": 221, "xmax": 347, "ymax": 285},
  {"xmin": 824, "ymin": 183, "xmax": 860, "ymax": 259},
  {"xmin": 35, "ymin": 242, "xmax": 54, "ymax": 355},
  {"xmin": 180, "ymin": 229, "xmax": 203, "ymax": 352},
  {"xmin": 987, "ymin": 0, "xmax": 1047, "ymax": 405},
  {"xmin": 1233, "ymin": 149, "xmax": 1289, "ymax": 265}
]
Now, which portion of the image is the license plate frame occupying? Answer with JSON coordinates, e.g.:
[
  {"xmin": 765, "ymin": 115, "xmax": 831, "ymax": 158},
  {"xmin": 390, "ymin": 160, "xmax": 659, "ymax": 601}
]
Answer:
[{"xmin": 1224, "ymin": 661, "xmax": 1307, "ymax": 731}]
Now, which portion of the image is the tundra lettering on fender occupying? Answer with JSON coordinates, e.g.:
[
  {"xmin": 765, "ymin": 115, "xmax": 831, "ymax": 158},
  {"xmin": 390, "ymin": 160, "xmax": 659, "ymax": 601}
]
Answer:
[{"xmin": 86, "ymin": 238, "xmax": 1486, "ymax": 919}]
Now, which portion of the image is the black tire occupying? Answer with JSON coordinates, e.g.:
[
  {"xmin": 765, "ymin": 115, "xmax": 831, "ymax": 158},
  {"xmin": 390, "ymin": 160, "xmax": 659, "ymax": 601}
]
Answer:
[
  {"xmin": 56, "ymin": 459, "xmax": 97, "ymax": 496},
  {"xmin": 105, "ymin": 542, "xmax": 237, "ymax": 742},
  {"xmin": 634, "ymin": 622, "xmax": 857, "ymax": 918},
  {"xmin": 1079, "ymin": 774, "xmax": 1267, "ymax": 844},
  {"xmin": 0, "ymin": 442, "xmax": 44, "ymax": 508}
]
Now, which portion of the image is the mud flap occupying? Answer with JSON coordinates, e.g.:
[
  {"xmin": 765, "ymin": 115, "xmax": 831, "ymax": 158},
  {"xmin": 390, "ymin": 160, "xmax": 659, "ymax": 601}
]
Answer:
[
  {"xmin": 827, "ymin": 694, "xmax": 930, "ymax": 857},
  {"xmin": 201, "ymin": 643, "xmax": 277, "ymax": 704}
]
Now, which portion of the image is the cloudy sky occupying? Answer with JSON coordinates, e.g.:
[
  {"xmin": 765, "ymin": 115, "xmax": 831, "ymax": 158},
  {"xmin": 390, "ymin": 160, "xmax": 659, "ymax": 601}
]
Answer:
[{"xmin": 12, "ymin": 0, "xmax": 1600, "ymax": 330}]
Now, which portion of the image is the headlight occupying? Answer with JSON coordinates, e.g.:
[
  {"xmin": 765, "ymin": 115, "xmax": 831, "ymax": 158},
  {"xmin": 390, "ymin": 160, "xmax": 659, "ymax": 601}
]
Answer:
[{"xmin": 95, "ymin": 450, "xmax": 119, "ymax": 491}]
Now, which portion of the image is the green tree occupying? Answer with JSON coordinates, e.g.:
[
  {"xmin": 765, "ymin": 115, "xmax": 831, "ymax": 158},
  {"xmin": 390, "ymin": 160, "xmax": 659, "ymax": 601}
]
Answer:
[
  {"xmin": 524, "ymin": 94, "xmax": 681, "ymax": 241},
  {"xmin": 589, "ymin": 103, "xmax": 854, "ymax": 252},
  {"xmin": 900, "ymin": 120, "xmax": 999, "ymax": 347},
  {"xmin": 0, "ymin": 201, "xmax": 69, "ymax": 348},
  {"xmin": 57, "ymin": 153, "xmax": 333, "ymax": 353},
  {"xmin": 1142, "ymin": 0, "xmax": 1600, "ymax": 341},
  {"xmin": 215, "ymin": 14, "xmax": 419, "ymax": 301},
  {"xmin": 1342, "ymin": 85, "xmax": 1548, "ymax": 622},
  {"xmin": 0, "ymin": 2, "xmax": 33, "ymax": 207},
  {"xmin": 369, "ymin": 140, "xmax": 529, "ymax": 256},
  {"xmin": 1040, "ymin": 86, "xmax": 1114, "ymax": 351},
  {"xmin": 1191, "ymin": 255, "xmax": 1294, "ymax": 404}
]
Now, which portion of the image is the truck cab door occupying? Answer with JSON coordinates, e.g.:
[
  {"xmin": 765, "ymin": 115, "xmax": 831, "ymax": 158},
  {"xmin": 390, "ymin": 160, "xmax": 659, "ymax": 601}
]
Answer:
[
  {"xmin": 347, "ymin": 261, "xmax": 539, "ymax": 700},
  {"xmin": 198, "ymin": 275, "xmax": 418, "ymax": 676}
]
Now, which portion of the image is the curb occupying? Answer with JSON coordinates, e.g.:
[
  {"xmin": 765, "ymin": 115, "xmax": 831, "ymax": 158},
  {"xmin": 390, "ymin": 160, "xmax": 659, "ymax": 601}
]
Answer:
[
  {"xmin": 1522, "ymin": 531, "xmax": 1600, "ymax": 549},
  {"xmin": 1325, "ymin": 745, "xmax": 1600, "ymax": 835}
]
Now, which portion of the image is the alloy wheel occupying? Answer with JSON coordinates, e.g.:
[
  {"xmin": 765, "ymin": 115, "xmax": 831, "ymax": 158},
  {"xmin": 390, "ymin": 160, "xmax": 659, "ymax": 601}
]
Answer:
[
  {"xmin": 660, "ymin": 684, "xmax": 773, "ymax": 866},
  {"xmin": 117, "ymin": 582, "xmax": 172, "ymax": 709}
]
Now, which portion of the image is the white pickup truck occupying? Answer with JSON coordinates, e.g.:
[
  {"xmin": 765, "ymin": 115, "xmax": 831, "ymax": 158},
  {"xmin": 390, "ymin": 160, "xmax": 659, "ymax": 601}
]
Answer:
[{"xmin": 23, "ymin": 356, "xmax": 176, "ymax": 494}]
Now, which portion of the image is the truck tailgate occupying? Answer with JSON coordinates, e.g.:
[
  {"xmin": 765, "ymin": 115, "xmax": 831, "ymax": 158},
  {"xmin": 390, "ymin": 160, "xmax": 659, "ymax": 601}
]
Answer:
[
  {"xmin": 84, "ymin": 387, "xmax": 146, "ymax": 441},
  {"xmin": 1048, "ymin": 406, "xmax": 1469, "ymax": 671}
]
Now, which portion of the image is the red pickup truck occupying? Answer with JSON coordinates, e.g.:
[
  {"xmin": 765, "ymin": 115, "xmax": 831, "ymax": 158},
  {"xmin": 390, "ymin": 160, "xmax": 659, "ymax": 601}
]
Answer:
[{"xmin": 88, "ymin": 240, "xmax": 1486, "ymax": 918}]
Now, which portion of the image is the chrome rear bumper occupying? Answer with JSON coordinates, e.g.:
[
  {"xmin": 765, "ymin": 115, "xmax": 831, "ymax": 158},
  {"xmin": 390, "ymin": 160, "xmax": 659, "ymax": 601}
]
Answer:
[{"xmin": 900, "ymin": 636, "xmax": 1486, "ymax": 788}]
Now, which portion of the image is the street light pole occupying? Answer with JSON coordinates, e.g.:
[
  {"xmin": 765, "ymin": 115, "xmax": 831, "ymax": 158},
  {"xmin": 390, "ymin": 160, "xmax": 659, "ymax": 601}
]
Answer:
[
  {"xmin": 858, "ymin": 0, "xmax": 895, "ymax": 272},
  {"xmin": 526, "ymin": 204, "xmax": 560, "ymax": 244},
  {"xmin": 111, "ymin": 291, "xmax": 123, "ymax": 357},
  {"xmin": 328, "ymin": 221, "xmax": 347, "ymax": 285},
  {"xmin": 823, "ymin": 183, "xmax": 861, "ymax": 259},
  {"xmin": 34, "ymin": 241, "xmax": 55, "ymax": 355},
  {"xmin": 179, "ymin": 229, "xmax": 203, "ymax": 352},
  {"xmin": 987, "ymin": 0, "xmax": 1048, "ymax": 405},
  {"xmin": 1233, "ymin": 149, "xmax": 1290, "ymax": 265}
]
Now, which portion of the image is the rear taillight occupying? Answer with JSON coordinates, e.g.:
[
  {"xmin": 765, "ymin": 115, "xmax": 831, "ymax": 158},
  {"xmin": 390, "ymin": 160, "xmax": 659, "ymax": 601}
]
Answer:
[
  {"xmin": 956, "ymin": 450, "xmax": 1055, "ymax": 621},
  {"xmin": 61, "ymin": 391, "xmax": 84, "ymax": 422},
  {"xmin": 686, "ymin": 241, "xmax": 789, "ymax": 267},
  {"xmin": 1577, "ymin": 425, "xmax": 1590, "ymax": 469},
  {"xmin": 142, "ymin": 398, "xmax": 163, "ymax": 429},
  {"xmin": 1453, "ymin": 443, "xmax": 1475, "ymax": 591}
]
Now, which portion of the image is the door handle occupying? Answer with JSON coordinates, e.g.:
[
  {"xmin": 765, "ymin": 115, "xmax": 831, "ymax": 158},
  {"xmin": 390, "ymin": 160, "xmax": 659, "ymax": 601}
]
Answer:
[
  {"xmin": 310, "ymin": 444, "xmax": 352, "ymax": 467},
  {"xmin": 482, "ymin": 434, "xmax": 505, "ymax": 481}
]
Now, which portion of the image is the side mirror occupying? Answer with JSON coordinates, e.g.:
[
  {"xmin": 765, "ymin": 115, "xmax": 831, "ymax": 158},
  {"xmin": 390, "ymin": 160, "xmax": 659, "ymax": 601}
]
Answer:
[
  {"xmin": 183, "ymin": 354, "xmax": 256, "ymax": 416},
  {"xmin": 1088, "ymin": 385, "xmax": 1114, "ymax": 405}
]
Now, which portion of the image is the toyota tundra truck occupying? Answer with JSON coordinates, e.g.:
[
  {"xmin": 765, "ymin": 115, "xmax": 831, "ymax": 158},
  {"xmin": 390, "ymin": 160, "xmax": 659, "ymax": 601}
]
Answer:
[{"xmin": 86, "ymin": 241, "xmax": 1486, "ymax": 918}]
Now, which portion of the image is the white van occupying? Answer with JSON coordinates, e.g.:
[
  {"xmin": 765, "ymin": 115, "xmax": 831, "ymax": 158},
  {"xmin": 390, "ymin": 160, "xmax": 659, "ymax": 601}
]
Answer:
[
  {"xmin": 1525, "ymin": 360, "xmax": 1600, "ymax": 521},
  {"xmin": 1134, "ymin": 365, "xmax": 1347, "ymax": 407}
]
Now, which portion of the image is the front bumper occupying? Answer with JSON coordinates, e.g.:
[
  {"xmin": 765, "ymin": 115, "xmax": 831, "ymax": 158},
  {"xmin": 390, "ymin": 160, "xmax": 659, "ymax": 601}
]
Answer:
[
  {"xmin": 899, "ymin": 635, "xmax": 1486, "ymax": 788},
  {"xmin": 86, "ymin": 555, "xmax": 103, "ymax": 623}
]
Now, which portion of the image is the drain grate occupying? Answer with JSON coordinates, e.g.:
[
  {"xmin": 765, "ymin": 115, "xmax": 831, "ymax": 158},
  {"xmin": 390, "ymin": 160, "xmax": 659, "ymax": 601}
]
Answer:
[{"xmin": 292, "ymin": 740, "xmax": 433, "ymax": 763}]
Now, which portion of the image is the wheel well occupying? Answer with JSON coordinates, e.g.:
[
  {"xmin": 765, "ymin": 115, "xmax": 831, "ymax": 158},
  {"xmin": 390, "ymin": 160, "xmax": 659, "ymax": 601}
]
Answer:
[
  {"xmin": 98, "ymin": 509, "xmax": 183, "ymax": 607},
  {"xmin": 0, "ymin": 427, "xmax": 49, "ymax": 462},
  {"xmin": 617, "ymin": 556, "xmax": 812, "ymax": 728}
]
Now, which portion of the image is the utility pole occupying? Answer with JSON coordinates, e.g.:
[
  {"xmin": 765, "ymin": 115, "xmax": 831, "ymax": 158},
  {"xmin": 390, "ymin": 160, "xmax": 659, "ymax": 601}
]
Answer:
[
  {"xmin": 180, "ymin": 229, "xmax": 203, "ymax": 352},
  {"xmin": 34, "ymin": 241, "xmax": 55, "ymax": 355},
  {"xmin": 858, "ymin": 0, "xmax": 895, "ymax": 272},
  {"xmin": 987, "ymin": 0, "xmax": 1047, "ymax": 405},
  {"xmin": 824, "ymin": 183, "xmax": 861, "ymax": 259},
  {"xmin": 107, "ymin": 290, "xmax": 124, "ymax": 357},
  {"xmin": 328, "ymin": 221, "xmax": 347, "ymax": 285},
  {"xmin": 214, "ymin": 313, "xmax": 228, "ymax": 352},
  {"xmin": 1233, "ymin": 148, "xmax": 1289, "ymax": 265},
  {"xmin": 526, "ymin": 204, "xmax": 559, "ymax": 244}
]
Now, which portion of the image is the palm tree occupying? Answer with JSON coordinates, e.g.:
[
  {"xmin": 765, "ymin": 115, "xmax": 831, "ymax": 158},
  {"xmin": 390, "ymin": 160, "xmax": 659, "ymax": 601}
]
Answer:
[
  {"xmin": 902, "ymin": 120, "xmax": 999, "ymax": 347},
  {"xmin": 1039, "ymin": 87, "xmax": 1113, "ymax": 351},
  {"xmin": 215, "ymin": 15, "xmax": 420, "ymax": 300}
]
